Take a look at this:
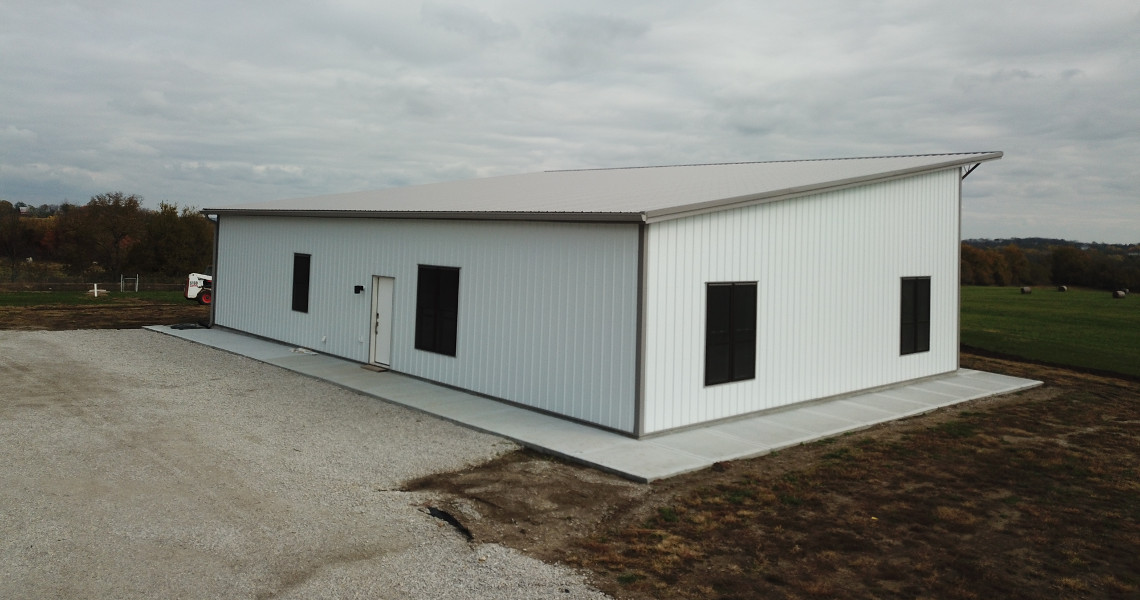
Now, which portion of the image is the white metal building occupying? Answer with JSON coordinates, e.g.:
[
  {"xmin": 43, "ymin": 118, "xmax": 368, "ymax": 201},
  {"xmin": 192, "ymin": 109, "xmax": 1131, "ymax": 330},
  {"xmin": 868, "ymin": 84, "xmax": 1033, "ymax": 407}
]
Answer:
[{"xmin": 205, "ymin": 152, "xmax": 1001, "ymax": 437}]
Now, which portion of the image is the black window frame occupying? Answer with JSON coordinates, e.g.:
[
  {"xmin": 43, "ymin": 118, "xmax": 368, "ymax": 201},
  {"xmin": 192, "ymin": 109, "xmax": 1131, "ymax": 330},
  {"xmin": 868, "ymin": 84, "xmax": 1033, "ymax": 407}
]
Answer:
[
  {"xmin": 705, "ymin": 281, "xmax": 758, "ymax": 386},
  {"xmin": 900, "ymin": 276, "xmax": 931, "ymax": 355},
  {"xmin": 415, "ymin": 265, "xmax": 460, "ymax": 357},
  {"xmin": 291, "ymin": 253, "xmax": 311, "ymax": 313}
]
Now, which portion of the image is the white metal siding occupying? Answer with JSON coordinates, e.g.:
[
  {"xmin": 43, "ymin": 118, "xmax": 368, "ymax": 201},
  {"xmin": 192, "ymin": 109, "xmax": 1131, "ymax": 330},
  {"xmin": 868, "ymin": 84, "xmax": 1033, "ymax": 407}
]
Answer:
[
  {"xmin": 215, "ymin": 217, "xmax": 639, "ymax": 432},
  {"xmin": 641, "ymin": 169, "xmax": 961, "ymax": 434}
]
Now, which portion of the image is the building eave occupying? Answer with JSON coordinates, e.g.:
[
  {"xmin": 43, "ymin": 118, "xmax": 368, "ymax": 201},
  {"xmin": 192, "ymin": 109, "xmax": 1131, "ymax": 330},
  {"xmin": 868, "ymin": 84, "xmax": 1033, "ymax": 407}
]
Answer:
[
  {"xmin": 202, "ymin": 208, "xmax": 647, "ymax": 224},
  {"xmin": 642, "ymin": 151, "xmax": 1003, "ymax": 223}
]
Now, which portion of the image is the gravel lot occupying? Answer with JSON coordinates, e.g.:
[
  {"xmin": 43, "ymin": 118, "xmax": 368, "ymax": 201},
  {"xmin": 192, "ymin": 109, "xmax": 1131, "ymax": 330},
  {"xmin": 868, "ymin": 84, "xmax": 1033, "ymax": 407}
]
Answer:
[{"xmin": 0, "ymin": 330, "xmax": 610, "ymax": 599}]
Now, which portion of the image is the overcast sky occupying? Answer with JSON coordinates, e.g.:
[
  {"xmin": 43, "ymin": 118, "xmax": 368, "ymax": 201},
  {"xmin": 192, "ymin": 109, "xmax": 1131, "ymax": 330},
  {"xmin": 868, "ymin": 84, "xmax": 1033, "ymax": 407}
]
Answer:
[{"xmin": 2, "ymin": 1, "xmax": 1137, "ymax": 242}]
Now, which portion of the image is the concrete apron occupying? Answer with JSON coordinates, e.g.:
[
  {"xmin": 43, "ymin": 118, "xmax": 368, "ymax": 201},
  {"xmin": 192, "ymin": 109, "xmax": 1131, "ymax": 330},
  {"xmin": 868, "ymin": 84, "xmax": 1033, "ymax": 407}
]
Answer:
[{"xmin": 147, "ymin": 326, "xmax": 1042, "ymax": 482}]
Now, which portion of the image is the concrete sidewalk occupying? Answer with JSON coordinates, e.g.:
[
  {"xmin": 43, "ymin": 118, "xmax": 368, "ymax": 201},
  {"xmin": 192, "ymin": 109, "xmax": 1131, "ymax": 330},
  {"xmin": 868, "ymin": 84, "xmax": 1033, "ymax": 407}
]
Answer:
[{"xmin": 147, "ymin": 325, "xmax": 1041, "ymax": 482}]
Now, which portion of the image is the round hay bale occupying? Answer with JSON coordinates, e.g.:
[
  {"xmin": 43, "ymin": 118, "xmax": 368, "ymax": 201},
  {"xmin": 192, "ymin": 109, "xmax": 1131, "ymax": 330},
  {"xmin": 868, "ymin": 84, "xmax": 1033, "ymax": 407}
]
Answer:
[
  {"xmin": 1020, "ymin": 287, "xmax": 1032, "ymax": 294},
  {"xmin": 1057, "ymin": 285, "xmax": 1067, "ymax": 292},
  {"xmin": 1113, "ymin": 290, "xmax": 1126, "ymax": 299}
]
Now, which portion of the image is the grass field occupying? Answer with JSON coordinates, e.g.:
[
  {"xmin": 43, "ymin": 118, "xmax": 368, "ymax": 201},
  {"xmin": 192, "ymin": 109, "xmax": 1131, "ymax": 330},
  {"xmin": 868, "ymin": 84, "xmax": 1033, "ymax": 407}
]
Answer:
[
  {"xmin": 961, "ymin": 286, "xmax": 1140, "ymax": 378},
  {"xmin": 0, "ymin": 290, "xmax": 186, "ymax": 306}
]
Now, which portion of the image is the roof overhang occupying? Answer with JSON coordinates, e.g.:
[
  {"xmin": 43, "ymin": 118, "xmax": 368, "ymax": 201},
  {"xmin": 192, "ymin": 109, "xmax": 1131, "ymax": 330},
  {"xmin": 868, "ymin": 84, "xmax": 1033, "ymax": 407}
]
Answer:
[{"xmin": 642, "ymin": 151, "xmax": 1003, "ymax": 223}]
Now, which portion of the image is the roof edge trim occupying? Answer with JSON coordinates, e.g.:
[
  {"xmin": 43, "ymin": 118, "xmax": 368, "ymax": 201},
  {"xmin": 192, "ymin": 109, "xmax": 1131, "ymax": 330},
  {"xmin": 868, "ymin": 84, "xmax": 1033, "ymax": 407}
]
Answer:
[
  {"xmin": 546, "ymin": 151, "xmax": 1003, "ymax": 173},
  {"xmin": 643, "ymin": 152, "xmax": 1003, "ymax": 223},
  {"xmin": 200, "ymin": 208, "xmax": 647, "ymax": 224}
]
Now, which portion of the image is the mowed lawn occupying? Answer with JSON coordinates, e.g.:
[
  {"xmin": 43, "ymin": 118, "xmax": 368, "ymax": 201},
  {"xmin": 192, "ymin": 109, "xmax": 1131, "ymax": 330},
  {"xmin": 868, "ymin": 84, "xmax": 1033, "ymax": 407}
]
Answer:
[{"xmin": 961, "ymin": 286, "xmax": 1140, "ymax": 378}]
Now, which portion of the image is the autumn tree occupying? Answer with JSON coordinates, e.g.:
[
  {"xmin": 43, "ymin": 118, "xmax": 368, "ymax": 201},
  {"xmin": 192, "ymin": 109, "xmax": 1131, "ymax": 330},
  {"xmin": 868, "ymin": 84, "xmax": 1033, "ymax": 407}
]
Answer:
[
  {"xmin": 1051, "ymin": 246, "xmax": 1090, "ymax": 287},
  {"xmin": 960, "ymin": 243, "xmax": 1012, "ymax": 285},
  {"xmin": 0, "ymin": 200, "xmax": 35, "ymax": 281},
  {"xmin": 128, "ymin": 203, "xmax": 214, "ymax": 277},
  {"xmin": 85, "ymin": 192, "xmax": 145, "ymax": 279},
  {"xmin": 1000, "ymin": 244, "xmax": 1032, "ymax": 285}
]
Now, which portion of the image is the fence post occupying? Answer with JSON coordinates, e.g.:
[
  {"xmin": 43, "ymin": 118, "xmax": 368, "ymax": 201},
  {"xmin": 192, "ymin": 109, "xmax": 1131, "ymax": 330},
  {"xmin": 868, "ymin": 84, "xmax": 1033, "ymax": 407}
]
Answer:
[{"xmin": 120, "ymin": 274, "xmax": 140, "ymax": 292}]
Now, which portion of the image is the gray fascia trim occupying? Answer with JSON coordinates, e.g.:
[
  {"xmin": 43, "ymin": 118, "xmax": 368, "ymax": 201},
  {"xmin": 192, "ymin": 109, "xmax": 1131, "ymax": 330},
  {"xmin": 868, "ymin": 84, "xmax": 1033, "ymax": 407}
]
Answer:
[
  {"xmin": 200, "ymin": 208, "xmax": 647, "ymax": 224},
  {"xmin": 956, "ymin": 172, "xmax": 963, "ymax": 370},
  {"xmin": 633, "ymin": 222, "xmax": 648, "ymax": 438},
  {"xmin": 643, "ymin": 152, "xmax": 1003, "ymax": 224},
  {"xmin": 208, "ymin": 215, "xmax": 219, "ymax": 327}
]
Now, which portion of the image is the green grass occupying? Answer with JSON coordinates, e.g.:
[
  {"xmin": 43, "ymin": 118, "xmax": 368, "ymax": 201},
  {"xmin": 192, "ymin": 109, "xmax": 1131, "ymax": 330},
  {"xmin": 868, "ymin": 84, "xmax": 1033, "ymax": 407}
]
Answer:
[
  {"xmin": 0, "ymin": 290, "xmax": 186, "ymax": 306},
  {"xmin": 961, "ymin": 286, "xmax": 1140, "ymax": 377}
]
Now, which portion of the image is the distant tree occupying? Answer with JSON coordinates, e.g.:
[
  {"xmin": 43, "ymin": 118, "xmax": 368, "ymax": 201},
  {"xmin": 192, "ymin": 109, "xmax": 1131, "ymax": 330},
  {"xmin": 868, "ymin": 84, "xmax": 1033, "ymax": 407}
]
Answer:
[
  {"xmin": 961, "ymin": 243, "xmax": 990, "ymax": 285},
  {"xmin": 1122, "ymin": 258, "xmax": 1140, "ymax": 291},
  {"xmin": 960, "ymin": 243, "xmax": 1011, "ymax": 285},
  {"xmin": 960, "ymin": 256, "xmax": 977, "ymax": 286},
  {"xmin": 85, "ymin": 192, "xmax": 145, "ymax": 279},
  {"xmin": 1001, "ymin": 244, "xmax": 1032, "ymax": 285},
  {"xmin": 1024, "ymin": 247, "xmax": 1052, "ymax": 284},
  {"xmin": 22, "ymin": 216, "xmax": 56, "ymax": 262},
  {"xmin": 964, "ymin": 239, "xmax": 1138, "ymax": 290},
  {"xmin": 0, "ymin": 200, "xmax": 34, "ymax": 281},
  {"xmin": 52, "ymin": 203, "xmax": 95, "ymax": 275},
  {"xmin": 1051, "ymin": 246, "xmax": 1090, "ymax": 287},
  {"xmin": 990, "ymin": 251, "xmax": 1013, "ymax": 286},
  {"xmin": 31, "ymin": 204, "xmax": 59, "ymax": 218},
  {"xmin": 128, "ymin": 203, "xmax": 214, "ymax": 277}
]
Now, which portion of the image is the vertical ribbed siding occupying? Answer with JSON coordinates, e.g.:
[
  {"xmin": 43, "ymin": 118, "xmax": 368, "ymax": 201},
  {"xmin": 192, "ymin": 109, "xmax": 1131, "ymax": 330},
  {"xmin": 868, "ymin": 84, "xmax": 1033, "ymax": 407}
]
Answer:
[
  {"xmin": 215, "ymin": 217, "xmax": 640, "ymax": 432},
  {"xmin": 641, "ymin": 169, "xmax": 961, "ymax": 434}
]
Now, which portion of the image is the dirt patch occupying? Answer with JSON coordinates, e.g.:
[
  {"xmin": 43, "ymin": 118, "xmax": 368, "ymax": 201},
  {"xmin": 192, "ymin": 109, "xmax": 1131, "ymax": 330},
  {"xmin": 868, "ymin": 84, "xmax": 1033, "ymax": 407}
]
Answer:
[
  {"xmin": 405, "ymin": 451, "xmax": 652, "ymax": 555},
  {"xmin": 406, "ymin": 354, "xmax": 1140, "ymax": 599},
  {"xmin": 0, "ymin": 298, "xmax": 208, "ymax": 330}
]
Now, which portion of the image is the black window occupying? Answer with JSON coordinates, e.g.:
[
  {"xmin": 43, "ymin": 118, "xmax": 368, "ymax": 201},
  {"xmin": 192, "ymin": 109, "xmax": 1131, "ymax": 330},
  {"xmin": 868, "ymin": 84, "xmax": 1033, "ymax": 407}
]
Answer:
[
  {"xmin": 292, "ymin": 253, "xmax": 311, "ymax": 313},
  {"xmin": 900, "ymin": 277, "xmax": 931, "ymax": 355},
  {"xmin": 705, "ymin": 282, "xmax": 757, "ymax": 386},
  {"xmin": 415, "ymin": 265, "xmax": 460, "ymax": 356}
]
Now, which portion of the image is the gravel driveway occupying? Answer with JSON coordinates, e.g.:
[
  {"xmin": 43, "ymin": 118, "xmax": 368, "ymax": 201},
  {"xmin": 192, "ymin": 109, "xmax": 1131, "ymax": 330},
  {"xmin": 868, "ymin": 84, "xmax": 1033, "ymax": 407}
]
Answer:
[{"xmin": 0, "ymin": 330, "xmax": 609, "ymax": 599}]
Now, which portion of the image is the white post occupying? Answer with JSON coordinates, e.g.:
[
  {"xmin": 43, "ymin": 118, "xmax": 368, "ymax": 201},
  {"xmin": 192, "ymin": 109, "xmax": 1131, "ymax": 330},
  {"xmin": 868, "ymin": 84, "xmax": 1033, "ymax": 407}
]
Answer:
[{"xmin": 92, "ymin": 283, "xmax": 99, "ymax": 298}]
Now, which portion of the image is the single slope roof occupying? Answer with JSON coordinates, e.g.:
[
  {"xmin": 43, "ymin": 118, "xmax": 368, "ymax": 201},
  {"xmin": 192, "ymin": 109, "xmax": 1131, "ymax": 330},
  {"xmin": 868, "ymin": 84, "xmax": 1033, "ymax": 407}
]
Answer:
[{"xmin": 206, "ymin": 152, "xmax": 1001, "ymax": 223}]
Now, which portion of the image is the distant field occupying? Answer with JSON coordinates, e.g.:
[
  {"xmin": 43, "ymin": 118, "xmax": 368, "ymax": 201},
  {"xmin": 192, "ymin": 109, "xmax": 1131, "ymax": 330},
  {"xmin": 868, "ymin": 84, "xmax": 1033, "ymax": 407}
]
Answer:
[{"xmin": 961, "ymin": 286, "xmax": 1139, "ymax": 378}]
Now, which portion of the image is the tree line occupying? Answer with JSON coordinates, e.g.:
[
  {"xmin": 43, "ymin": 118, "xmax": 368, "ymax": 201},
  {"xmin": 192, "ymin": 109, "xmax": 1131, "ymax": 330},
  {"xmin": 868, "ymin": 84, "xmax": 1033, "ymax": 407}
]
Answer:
[
  {"xmin": 961, "ymin": 238, "xmax": 1140, "ymax": 291},
  {"xmin": 0, "ymin": 192, "xmax": 214, "ymax": 283},
  {"xmin": 6, "ymin": 196, "xmax": 1136, "ymax": 291}
]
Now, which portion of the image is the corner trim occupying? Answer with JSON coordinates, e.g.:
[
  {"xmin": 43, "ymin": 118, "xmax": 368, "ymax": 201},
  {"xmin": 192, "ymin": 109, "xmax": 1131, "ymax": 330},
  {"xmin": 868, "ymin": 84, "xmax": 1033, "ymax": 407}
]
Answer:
[
  {"xmin": 633, "ymin": 222, "xmax": 648, "ymax": 438},
  {"xmin": 209, "ymin": 216, "xmax": 219, "ymax": 327}
]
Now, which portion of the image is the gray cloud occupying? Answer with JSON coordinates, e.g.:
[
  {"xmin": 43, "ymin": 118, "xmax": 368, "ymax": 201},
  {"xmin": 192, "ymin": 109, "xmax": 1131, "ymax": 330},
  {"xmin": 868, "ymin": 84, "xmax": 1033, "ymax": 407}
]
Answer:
[{"xmin": 1, "ymin": 0, "xmax": 1137, "ymax": 242}]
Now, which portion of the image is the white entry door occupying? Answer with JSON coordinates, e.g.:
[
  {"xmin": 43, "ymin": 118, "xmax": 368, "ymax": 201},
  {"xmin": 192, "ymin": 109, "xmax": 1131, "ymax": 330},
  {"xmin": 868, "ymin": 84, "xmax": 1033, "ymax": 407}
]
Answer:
[{"xmin": 370, "ymin": 276, "xmax": 394, "ymax": 367}]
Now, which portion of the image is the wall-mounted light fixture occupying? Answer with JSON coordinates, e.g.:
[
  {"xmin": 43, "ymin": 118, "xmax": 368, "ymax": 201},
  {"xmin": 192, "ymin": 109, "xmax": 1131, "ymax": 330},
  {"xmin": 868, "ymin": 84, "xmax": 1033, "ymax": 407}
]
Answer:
[{"xmin": 354, "ymin": 285, "xmax": 364, "ymax": 294}]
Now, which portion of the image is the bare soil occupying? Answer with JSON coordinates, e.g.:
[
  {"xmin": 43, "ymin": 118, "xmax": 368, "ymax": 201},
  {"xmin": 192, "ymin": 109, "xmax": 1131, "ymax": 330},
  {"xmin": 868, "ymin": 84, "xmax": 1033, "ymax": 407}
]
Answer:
[
  {"xmin": 406, "ymin": 355, "xmax": 1140, "ymax": 599},
  {"xmin": 0, "ymin": 297, "xmax": 208, "ymax": 330}
]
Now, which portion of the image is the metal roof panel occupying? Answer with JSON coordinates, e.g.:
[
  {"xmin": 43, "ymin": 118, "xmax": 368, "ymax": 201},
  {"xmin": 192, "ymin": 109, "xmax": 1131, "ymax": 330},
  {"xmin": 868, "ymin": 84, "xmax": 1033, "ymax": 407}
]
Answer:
[{"xmin": 206, "ymin": 152, "xmax": 1001, "ymax": 221}]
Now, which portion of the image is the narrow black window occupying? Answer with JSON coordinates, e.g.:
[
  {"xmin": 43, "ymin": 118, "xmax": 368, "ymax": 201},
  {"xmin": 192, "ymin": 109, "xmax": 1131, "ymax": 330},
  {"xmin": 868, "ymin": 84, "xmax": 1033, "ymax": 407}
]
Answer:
[
  {"xmin": 292, "ymin": 253, "xmax": 311, "ymax": 313},
  {"xmin": 900, "ymin": 277, "xmax": 931, "ymax": 355},
  {"xmin": 415, "ymin": 265, "xmax": 460, "ymax": 356},
  {"xmin": 705, "ymin": 282, "xmax": 757, "ymax": 386}
]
